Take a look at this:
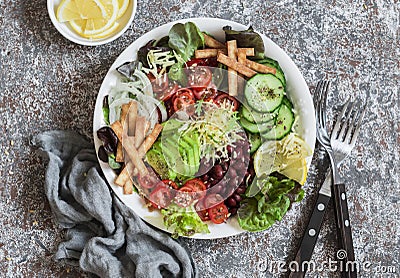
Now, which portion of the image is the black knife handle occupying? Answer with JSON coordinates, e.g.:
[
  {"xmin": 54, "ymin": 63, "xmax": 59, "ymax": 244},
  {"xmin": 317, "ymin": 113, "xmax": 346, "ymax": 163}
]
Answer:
[
  {"xmin": 332, "ymin": 183, "xmax": 357, "ymax": 278},
  {"xmin": 289, "ymin": 193, "xmax": 331, "ymax": 278}
]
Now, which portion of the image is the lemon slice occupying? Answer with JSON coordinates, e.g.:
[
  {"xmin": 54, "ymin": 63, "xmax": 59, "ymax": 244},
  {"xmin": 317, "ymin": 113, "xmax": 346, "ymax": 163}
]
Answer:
[
  {"xmin": 253, "ymin": 134, "xmax": 311, "ymax": 185},
  {"xmin": 81, "ymin": 0, "xmax": 119, "ymax": 36},
  {"xmin": 69, "ymin": 19, "xmax": 87, "ymax": 34},
  {"xmin": 56, "ymin": 0, "xmax": 108, "ymax": 22},
  {"xmin": 117, "ymin": 0, "xmax": 130, "ymax": 19},
  {"xmin": 90, "ymin": 22, "xmax": 120, "ymax": 39}
]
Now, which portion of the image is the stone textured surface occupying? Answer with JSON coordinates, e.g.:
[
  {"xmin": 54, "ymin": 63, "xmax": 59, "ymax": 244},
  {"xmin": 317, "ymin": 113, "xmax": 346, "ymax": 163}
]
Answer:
[{"xmin": 0, "ymin": 0, "xmax": 399, "ymax": 277}]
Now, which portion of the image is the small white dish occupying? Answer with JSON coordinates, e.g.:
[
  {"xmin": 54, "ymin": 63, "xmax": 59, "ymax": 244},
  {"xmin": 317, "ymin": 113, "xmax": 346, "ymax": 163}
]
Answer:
[{"xmin": 47, "ymin": 0, "xmax": 137, "ymax": 46}]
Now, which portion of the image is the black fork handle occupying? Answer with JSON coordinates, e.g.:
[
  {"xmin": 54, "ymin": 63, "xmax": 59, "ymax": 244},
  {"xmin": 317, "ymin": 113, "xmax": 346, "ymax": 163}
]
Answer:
[{"xmin": 332, "ymin": 183, "xmax": 357, "ymax": 278}]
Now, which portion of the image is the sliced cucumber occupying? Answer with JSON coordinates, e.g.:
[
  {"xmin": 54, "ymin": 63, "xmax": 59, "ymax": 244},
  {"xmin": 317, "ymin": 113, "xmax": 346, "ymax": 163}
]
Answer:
[
  {"xmin": 248, "ymin": 132, "xmax": 262, "ymax": 154},
  {"xmin": 240, "ymin": 116, "xmax": 274, "ymax": 134},
  {"xmin": 258, "ymin": 58, "xmax": 286, "ymax": 88},
  {"xmin": 261, "ymin": 104, "xmax": 294, "ymax": 140},
  {"xmin": 240, "ymin": 105, "xmax": 277, "ymax": 124},
  {"xmin": 281, "ymin": 96, "xmax": 293, "ymax": 110},
  {"xmin": 244, "ymin": 74, "xmax": 284, "ymax": 113}
]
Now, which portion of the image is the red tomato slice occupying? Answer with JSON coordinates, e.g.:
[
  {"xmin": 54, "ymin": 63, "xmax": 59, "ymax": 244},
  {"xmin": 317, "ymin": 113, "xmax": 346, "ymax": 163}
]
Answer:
[
  {"xmin": 214, "ymin": 93, "xmax": 239, "ymax": 111},
  {"xmin": 173, "ymin": 88, "xmax": 195, "ymax": 112},
  {"xmin": 183, "ymin": 178, "xmax": 206, "ymax": 199},
  {"xmin": 203, "ymin": 193, "xmax": 224, "ymax": 209},
  {"xmin": 137, "ymin": 168, "xmax": 160, "ymax": 189},
  {"xmin": 192, "ymin": 86, "xmax": 218, "ymax": 101},
  {"xmin": 187, "ymin": 67, "xmax": 212, "ymax": 89},
  {"xmin": 185, "ymin": 58, "xmax": 218, "ymax": 68},
  {"xmin": 159, "ymin": 82, "xmax": 179, "ymax": 101},
  {"xmin": 195, "ymin": 199, "xmax": 210, "ymax": 221},
  {"xmin": 149, "ymin": 185, "xmax": 173, "ymax": 209},
  {"xmin": 208, "ymin": 203, "xmax": 229, "ymax": 224},
  {"xmin": 147, "ymin": 73, "xmax": 169, "ymax": 93},
  {"xmin": 162, "ymin": 179, "xmax": 179, "ymax": 190},
  {"xmin": 174, "ymin": 186, "xmax": 195, "ymax": 207}
]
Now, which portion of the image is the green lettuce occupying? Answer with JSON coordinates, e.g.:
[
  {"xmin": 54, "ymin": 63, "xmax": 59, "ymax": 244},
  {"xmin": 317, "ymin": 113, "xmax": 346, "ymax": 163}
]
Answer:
[
  {"xmin": 167, "ymin": 22, "xmax": 204, "ymax": 84},
  {"xmin": 223, "ymin": 26, "xmax": 265, "ymax": 60},
  {"xmin": 161, "ymin": 204, "xmax": 209, "ymax": 238},
  {"xmin": 237, "ymin": 174, "xmax": 304, "ymax": 232},
  {"xmin": 168, "ymin": 22, "xmax": 204, "ymax": 62}
]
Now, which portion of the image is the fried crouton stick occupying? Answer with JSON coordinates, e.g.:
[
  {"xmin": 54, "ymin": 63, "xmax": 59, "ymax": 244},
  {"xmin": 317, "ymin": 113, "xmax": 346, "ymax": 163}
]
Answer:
[
  {"xmin": 203, "ymin": 33, "xmax": 226, "ymax": 49},
  {"xmin": 217, "ymin": 53, "xmax": 257, "ymax": 78},
  {"xmin": 227, "ymin": 40, "xmax": 238, "ymax": 96}
]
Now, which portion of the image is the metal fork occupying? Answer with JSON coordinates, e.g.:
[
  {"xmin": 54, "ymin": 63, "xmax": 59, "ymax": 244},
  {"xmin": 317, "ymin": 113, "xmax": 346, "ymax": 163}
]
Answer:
[
  {"xmin": 316, "ymin": 80, "xmax": 366, "ymax": 278},
  {"xmin": 289, "ymin": 82, "xmax": 365, "ymax": 278}
]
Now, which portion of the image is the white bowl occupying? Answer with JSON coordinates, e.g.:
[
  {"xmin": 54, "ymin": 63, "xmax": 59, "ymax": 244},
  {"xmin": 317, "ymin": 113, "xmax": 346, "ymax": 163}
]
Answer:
[
  {"xmin": 47, "ymin": 0, "xmax": 137, "ymax": 46},
  {"xmin": 93, "ymin": 18, "xmax": 316, "ymax": 239}
]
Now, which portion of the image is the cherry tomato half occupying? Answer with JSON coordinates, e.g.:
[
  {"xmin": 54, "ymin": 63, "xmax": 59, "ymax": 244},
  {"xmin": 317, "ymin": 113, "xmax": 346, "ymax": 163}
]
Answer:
[
  {"xmin": 208, "ymin": 203, "xmax": 229, "ymax": 224},
  {"xmin": 186, "ymin": 67, "xmax": 213, "ymax": 89},
  {"xmin": 203, "ymin": 193, "xmax": 224, "ymax": 209},
  {"xmin": 183, "ymin": 178, "xmax": 206, "ymax": 199},
  {"xmin": 214, "ymin": 93, "xmax": 239, "ymax": 111},
  {"xmin": 174, "ymin": 186, "xmax": 195, "ymax": 207},
  {"xmin": 173, "ymin": 88, "xmax": 196, "ymax": 112},
  {"xmin": 148, "ymin": 184, "xmax": 173, "ymax": 209},
  {"xmin": 137, "ymin": 168, "xmax": 160, "ymax": 189},
  {"xmin": 192, "ymin": 86, "xmax": 218, "ymax": 101},
  {"xmin": 162, "ymin": 179, "xmax": 179, "ymax": 190},
  {"xmin": 159, "ymin": 82, "xmax": 179, "ymax": 101},
  {"xmin": 148, "ymin": 73, "xmax": 169, "ymax": 93},
  {"xmin": 195, "ymin": 199, "xmax": 210, "ymax": 221},
  {"xmin": 185, "ymin": 57, "xmax": 218, "ymax": 68}
]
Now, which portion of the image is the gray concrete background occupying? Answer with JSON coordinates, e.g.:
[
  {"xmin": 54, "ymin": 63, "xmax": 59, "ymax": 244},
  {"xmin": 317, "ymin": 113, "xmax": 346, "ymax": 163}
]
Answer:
[{"xmin": 0, "ymin": 0, "xmax": 399, "ymax": 277}]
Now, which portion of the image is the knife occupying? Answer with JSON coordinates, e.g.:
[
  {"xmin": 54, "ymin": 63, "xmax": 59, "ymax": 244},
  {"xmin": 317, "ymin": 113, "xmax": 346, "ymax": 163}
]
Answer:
[{"xmin": 288, "ymin": 171, "xmax": 332, "ymax": 278}]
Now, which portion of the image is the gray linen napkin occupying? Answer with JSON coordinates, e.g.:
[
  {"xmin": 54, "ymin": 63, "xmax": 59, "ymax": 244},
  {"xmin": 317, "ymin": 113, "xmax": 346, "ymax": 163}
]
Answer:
[{"xmin": 32, "ymin": 130, "xmax": 197, "ymax": 278}]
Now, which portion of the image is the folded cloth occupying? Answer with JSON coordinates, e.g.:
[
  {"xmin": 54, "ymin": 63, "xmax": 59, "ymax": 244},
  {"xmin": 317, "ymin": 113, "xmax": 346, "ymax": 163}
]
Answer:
[{"xmin": 32, "ymin": 130, "xmax": 197, "ymax": 278}]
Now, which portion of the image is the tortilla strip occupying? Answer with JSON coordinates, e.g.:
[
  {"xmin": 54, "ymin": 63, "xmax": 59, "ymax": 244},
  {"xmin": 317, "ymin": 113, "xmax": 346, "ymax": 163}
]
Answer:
[
  {"xmin": 123, "ymin": 179, "xmax": 134, "ymax": 194},
  {"xmin": 138, "ymin": 123, "xmax": 163, "ymax": 157},
  {"xmin": 110, "ymin": 121, "xmax": 124, "ymax": 162},
  {"xmin": 237, "ymin": 48, "xmax": 248, "ymax": 64},
  {"xmin": 203, "ymin": 33, "xmax": 226, "ymax": 49},
  {"xmin": 243, "ymin": 59, "xmax": 277, "ymax": 75},
  {"xmin": 227, "ymin": 40, "xmax": 238, "ymax": 96},
  {"xmin": 217, "ymin": 53, "xmax": 257, "ymax": 78},
  {"xmin": 127, "ymin": 101, "xmax": 138, "ymax": 136},
  {"xmin": 122, "ymin": 135, "xmax": 148, "ymax": 177},
  {"xmin": 195, "ymin": 48, "xmax": 227, "ymax": 59},
  {"xmin": 134, "ymin": 116, "xmax": 147, "ymax": 149}
]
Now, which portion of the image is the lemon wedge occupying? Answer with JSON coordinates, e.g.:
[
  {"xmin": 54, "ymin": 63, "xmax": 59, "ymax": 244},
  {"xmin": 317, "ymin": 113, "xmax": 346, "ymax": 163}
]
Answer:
[
  {"xmin": 253, "ymin": 134, "xmax": 311, "ymax": 185},
  {"xmin": 279, "ymin": 158, "xmax": 308, "ymax": 185}
]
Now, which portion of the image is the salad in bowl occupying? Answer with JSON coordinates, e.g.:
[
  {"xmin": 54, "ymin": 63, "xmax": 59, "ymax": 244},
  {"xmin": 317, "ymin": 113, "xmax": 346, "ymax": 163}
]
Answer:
[{"xmin": 93, "ymin": 18, "xmax": 315, "ymax": 238}]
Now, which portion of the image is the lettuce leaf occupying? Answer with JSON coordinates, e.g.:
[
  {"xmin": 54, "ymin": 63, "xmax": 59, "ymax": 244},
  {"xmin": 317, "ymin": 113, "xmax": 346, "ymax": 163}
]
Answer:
[
  {"xmin": 238, "ymin": 174, "xmax": 303, "ymax": 232},
  {"xmin": 168, "ymin": 22, "xmax": 204, "ymax": 62},
  {"xmin": 223, "ymin": 26, "xmax": 265, "ymax": 60},
  {"xmin": 161, "ymin": 204, "xmax": 209, "ymax": 238}
]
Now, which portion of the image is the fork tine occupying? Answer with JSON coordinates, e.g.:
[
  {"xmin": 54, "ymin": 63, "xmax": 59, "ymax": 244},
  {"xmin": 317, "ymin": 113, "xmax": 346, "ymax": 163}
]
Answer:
[
  {"xmin": 344, "ymin": 101, "xmax": 362, "ymax": 143},
  {"xmin": 331, "ymin": 98, "xmax": 351, "ymax": 140},
  {"xmin": 350, "ymin": 103, "xmax": 367, "ymax": 146},
  {"xmin": 319, "ymin": 81, "xmax": 330, "ymax": 130},
  {"xmin": 338, "ymin": 101, "xmax": 356, "ymax": 141}
]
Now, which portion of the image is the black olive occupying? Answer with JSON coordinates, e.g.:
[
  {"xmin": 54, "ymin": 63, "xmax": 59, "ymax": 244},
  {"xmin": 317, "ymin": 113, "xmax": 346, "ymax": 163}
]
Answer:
[
  {"xmin": 97, "ymin": 126, "xmax": 118, "ymax": 154},
  {"xmin": 98, "ymin": 146, "xmax": 108, "ymax": 163}
]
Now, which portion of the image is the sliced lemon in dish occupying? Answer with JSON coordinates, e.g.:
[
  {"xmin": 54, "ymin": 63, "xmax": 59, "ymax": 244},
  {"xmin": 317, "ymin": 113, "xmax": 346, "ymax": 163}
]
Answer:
[
  {"xmin": 56, "ymin": 0, "xmax": 108, "ymax": 22},
  {"xmin": 117, "ymin": 0, "xmax": 130, "ymax": 19},
  {"xmin": 79, "ymin": 0, "xmax": 119, "ymax": 37}
]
